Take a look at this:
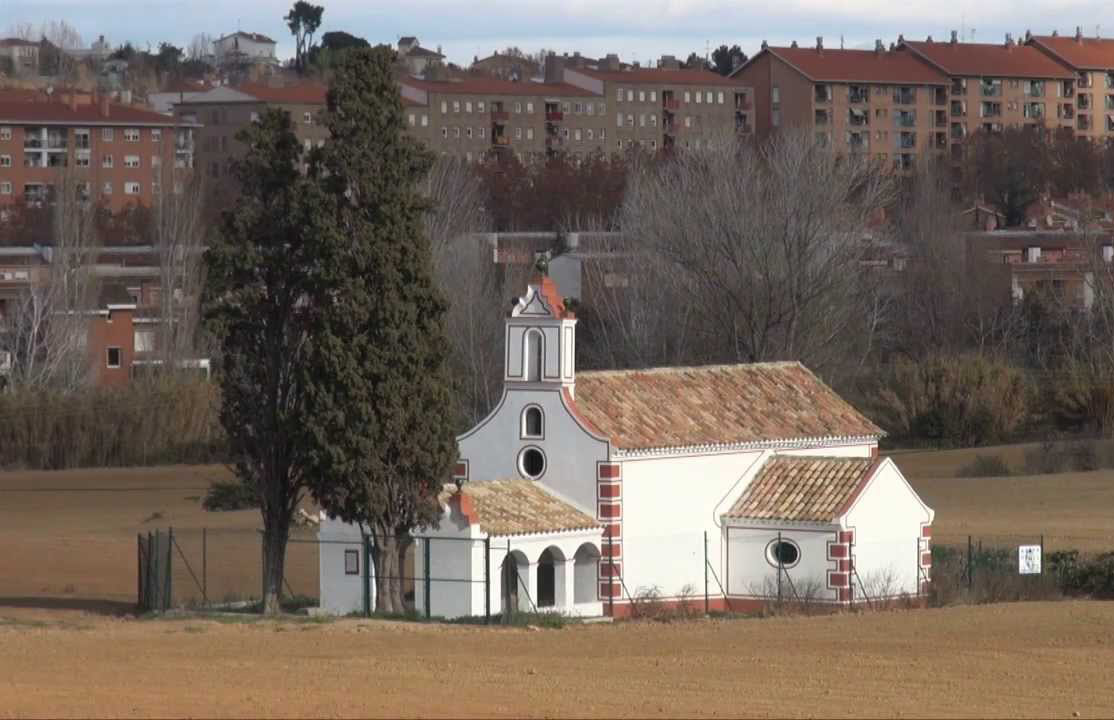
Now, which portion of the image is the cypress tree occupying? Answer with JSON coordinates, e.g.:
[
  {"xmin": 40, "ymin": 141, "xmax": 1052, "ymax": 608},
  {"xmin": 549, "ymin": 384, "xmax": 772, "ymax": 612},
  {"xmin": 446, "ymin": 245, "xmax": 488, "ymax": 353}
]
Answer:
[
  {"xmin": 204, "ymin": 109, "xmax": 336, "ymax": 615},
  {"xmin": 303, "ymin": 46, "xmax": 457, "ymax": 613}
]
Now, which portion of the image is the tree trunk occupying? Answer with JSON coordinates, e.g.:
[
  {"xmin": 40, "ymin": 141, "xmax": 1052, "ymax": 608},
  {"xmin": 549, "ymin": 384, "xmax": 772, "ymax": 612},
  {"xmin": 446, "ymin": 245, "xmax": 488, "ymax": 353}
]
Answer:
[
  {"xmin": 374, "ymin": 531, "xmax": 399, "ymax": 615},
  {"xmin": 261, "ymin": 521, "xmax": 289, "ymax": 616},
  {"xmin": 393, "ymin": 532, "xmax": 410, "ymax": 613}
]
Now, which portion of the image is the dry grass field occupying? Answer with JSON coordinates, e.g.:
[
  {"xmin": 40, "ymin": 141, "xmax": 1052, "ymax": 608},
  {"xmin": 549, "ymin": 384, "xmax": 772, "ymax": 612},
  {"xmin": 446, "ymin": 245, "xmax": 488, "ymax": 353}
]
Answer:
[
  {"xmin": 1, "ymin": 447, "xmax": 1113, "ymax": 717},
  {"xmin": 1, "ymin": 602, "xmax": 1113, "ymax": 718},
  {"xmin": 889, "ymin": 444, "xmax": 1114, "ymax": 550}
]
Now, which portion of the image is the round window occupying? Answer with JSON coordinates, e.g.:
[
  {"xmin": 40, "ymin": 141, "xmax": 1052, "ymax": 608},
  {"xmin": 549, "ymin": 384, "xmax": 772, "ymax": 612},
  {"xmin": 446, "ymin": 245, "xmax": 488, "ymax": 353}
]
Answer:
[
  {"xmin": 519, "ymin": 447, "xmax": 546, "ymax": 479},
  {"xmin": 765, "ymin": 539, "xmax": 800, "ymax": 568}
]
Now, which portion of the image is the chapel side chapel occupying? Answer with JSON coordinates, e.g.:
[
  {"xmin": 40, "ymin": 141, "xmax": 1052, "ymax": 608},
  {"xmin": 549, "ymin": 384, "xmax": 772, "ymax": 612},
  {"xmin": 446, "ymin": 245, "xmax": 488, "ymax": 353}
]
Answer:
[{"xmin": 318, "ymin": 276, "xmax": 934, "ymax": 618}]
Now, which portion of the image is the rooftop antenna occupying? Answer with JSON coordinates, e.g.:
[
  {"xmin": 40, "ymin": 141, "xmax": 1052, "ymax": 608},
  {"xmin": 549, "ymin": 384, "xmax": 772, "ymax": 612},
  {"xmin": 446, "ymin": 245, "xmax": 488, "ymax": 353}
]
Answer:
[{"xmin": 840, "ymin": 34, "xmax": 845, "ymax": 49}]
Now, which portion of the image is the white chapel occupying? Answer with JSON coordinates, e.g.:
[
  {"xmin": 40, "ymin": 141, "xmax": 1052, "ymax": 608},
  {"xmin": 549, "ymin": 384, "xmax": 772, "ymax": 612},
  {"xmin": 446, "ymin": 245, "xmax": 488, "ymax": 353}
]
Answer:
[{"xmin": 318, "ymin": 276, "xmax": 934, "ymax": 618}]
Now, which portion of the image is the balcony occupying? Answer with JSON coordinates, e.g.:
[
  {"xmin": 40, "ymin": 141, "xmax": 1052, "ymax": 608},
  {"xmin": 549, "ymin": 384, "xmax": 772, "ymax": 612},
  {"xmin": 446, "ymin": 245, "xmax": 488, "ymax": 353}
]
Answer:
[
  {"xmin": 895, "ymin": 112, "xmax": 916, "ymax": 128},
  {"xmin": 849, "ymin": 86, "xmax": 870, "ymax": 104},
  {"xmin": 734, "ymin": 96, "xmax": 752, "ymax": 110},
  {"xmin": 898, "ymin": 132, "xmax": 916, "ymax": 150},
  {"xmin": 492, "ymin": 135, "xmax": 510, "ymax": 146},
  {"xmin": 934, "ymin": 87, "xmax": 948, "ymax": 105},
  {"xmin": 950, "ymin": 123, "xmax": 967, "ymax": 141},
  {"xmin": 545, "ymin": 136, "xmax": 564, "ymax": 149},
  {"xmin": 934, "ymin": 110, "xmax": 948, "ymax": 127},
  {"xmin": 1059, "ymin": 103, "xmax": 1075, "ymax": 120},
  {"xmin": 663, "ymin": 98, "xmax": 680, "ymax": 112},
  {"xmin": 892, "ymin": 88, "xmax": 916, "ymax": 105},
  {"xmin": 934, "ymin": 132, "xmax": 947, "ymax": 149},
  {"xmin": 1078, "ymin": 94, "xmax": 1092, "ymax": 110},
  {"xmin": 1078, "ymin": 114, "xmax": 1092, "ymax": 131},
  {"xmin": 490, "ymin": 110, "xmax": 510, "ymax": 123},
  {"xmin": 545, "ymin": 111, "xmax": 563, "ymax": 122}
]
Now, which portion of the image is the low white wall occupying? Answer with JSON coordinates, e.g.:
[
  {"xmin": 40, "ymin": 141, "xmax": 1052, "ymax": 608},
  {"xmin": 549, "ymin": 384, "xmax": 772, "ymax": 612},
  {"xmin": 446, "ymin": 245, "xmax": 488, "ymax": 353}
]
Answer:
[{"xmin": 724, "ymin": 524, "xmax": 838, "ymax": 601}]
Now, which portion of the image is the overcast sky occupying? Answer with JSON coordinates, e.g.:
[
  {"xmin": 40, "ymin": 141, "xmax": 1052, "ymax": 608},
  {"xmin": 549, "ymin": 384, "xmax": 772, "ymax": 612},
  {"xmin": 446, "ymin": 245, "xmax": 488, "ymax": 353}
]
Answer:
[{"xmin": 4, "ymin": 0, "xmax": 1112, "ymax": 67}]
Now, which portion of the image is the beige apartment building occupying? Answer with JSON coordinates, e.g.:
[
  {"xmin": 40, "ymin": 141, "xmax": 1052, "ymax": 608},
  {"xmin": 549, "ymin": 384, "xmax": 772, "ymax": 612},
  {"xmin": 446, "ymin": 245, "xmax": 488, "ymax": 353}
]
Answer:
[
  {"xmin": 900, "ymin": 34, "xmax": 1076, "ymax": 153},
  {"xmin": 731, "ymin": 40, "xmax": 950, "ymax": 169},
  {"xmin": 1029, "ymin": 30, "xmax": 1114, "ymax": 138}
]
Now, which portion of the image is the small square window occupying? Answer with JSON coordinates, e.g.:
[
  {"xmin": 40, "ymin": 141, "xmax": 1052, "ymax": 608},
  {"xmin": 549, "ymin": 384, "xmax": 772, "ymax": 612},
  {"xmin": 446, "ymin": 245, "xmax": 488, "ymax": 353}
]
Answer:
[
  {"xmin": 526, "ymin": 101, "xmax": 534, "ymax": 113},
  {"xmin": 0, "ymin": 127, "xmax": 10, "ymax": 141},
  {"xmin": 102, "ymin": 182, "xmax": 112, "ymax": 195},
  {"xmin": 0, "ymin": 182, "xmax": 11, "ymax": 195},
  {"xmin": 106, "ymin": 347, "xmax": 121, "ymax": 368},
  {"xmin": 102, "ymin": 128, "xmax": 114, "ymax": 142},
  {"xmin": 303, "ymin": 111, "xmax": 313, "ymax": 124},
  {"xmin": 0, "ymin": 155, "xmax": 10, "ymax": 167},
  {"xmin": 124, "ymin": 128, "xmax": 140, "ymax": 142},
  {"xmin": 344, "ymin": 549, "xmax": 359, "ymax": 575},
  {"xmin": 465, "ymin": 101, "xmax": 473, "ymax": 113},
  {"xmin": 151, "ymin": 128, "xmax": 161, "ymax": 142},
  {"xmin": 421, "ymin": 114, "xmax": 428, "ymax": 127}
]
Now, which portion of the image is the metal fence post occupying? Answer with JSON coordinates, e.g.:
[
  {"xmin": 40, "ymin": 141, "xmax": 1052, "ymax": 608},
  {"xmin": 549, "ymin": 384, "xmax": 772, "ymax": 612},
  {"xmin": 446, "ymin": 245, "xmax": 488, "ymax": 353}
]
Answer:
[
  {"xmin": 484, "ymin": 536, "xmax": 491, "ymax": 625},
  {"xmin": 202, "ymin": 527, "xmax": 207, "ymax": 607},
  {"xmin": 1040, "ymin": 534, "xmax": 1045, "ymax": 576},
  {"xmin": 703, "ymin": 531, "xmax": 709, "ymax": 615},
  {"xmin": 166, "ymin": 526, "xmax": 174, "ymax": 611},
  {"xmin": 424, "ymin": 537, "xmax": 432, "ymax": 620},
  {"xmin": 776, "ymin": 530, "xmax": 783, "ymax": 605},
  {"xmin": 136, "ymin": 533, "xmax": 142, "ymax": 609},
  {"xmin": 967, "ymin": 535, "xmax": 973, "ymax": 591}
]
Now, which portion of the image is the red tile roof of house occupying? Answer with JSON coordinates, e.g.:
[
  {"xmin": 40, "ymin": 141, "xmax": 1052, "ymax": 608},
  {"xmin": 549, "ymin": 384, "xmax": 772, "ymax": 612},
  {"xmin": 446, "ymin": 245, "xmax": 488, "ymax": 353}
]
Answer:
[
  {"xmin": 222, "ymin": 31, "xmax": 275, "ymax": 45},
  {"xmin": 576, "ymin": 67, "xmax": 747, "ymax": 87},
  {"xmin": 402, "ymin": 76, "xmax": 598, "ymax": 97},
  {"xmin": 0, "ymin": 98, "xmax": 188, "ymax": 125},
  {"xmin": 1030, "ymin": 35, "xmax": 1114, "ymax": 70},
  {"xmin": 572, "ymin": 363, "xmax": 883, "ymax": 452},
  {"xmin": 758, "ymin": 46, "xmax": 948, "ymax": 85},
  {"xmin": 902, "ymin": 40, "xmax": 1075, "ymax": 79},
  {"xmin": 725, "ymin": 456, "xmax": 880, "ymax": 522},
  {"xmin": 235, "ymin": 82, "xmax": 328, "ymax": 104},
  {"xmin": 442, "ymin": 479, "xmax": 599, "ymax": 537}
]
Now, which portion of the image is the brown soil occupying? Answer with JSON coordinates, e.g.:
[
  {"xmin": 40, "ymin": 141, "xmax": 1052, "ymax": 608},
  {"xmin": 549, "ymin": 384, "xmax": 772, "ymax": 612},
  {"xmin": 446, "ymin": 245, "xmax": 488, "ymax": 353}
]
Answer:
[{"xmin": 0, "ymin": 602, "xmax": 1111, "ymax": 718}]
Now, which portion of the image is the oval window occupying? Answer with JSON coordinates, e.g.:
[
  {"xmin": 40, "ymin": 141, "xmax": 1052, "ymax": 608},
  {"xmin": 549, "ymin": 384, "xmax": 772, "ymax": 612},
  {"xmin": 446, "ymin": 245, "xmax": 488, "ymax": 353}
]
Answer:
[
  {"xmin": 519, "ymin": 447, "xmax": 546, "ymax": 479},
  {"xmin": 766, "ymin": 539, "xmax": 800, "ymax": 568}
]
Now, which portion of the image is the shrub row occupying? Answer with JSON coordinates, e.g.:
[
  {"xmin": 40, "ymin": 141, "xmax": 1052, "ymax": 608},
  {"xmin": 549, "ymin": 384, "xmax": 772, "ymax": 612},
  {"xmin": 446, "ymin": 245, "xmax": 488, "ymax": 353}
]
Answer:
[{"xmin": 0, "ymin": 377, "xmax": 225, "ymax": 470}]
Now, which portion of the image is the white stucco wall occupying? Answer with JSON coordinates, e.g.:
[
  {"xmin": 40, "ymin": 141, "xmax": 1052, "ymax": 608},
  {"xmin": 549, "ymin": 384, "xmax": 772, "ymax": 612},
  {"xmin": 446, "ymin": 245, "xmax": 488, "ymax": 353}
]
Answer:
[
  {"xmin": 317, "ymin": 515, "xmax": 367, "ymax": 616},
  {"xmin": 842, "ymin": 459, "xmax": 934, "ymax": 598},
  {"xmin": 458, "ymin": 387, "xmax": 608, "ymax": 513},
  {"xmin": 618, "ymin": 443, "xmax": 876, "ymax": 602},
  {"xmin": 723, "ymin": 523, "xmax": 839, "ymax": 601}
]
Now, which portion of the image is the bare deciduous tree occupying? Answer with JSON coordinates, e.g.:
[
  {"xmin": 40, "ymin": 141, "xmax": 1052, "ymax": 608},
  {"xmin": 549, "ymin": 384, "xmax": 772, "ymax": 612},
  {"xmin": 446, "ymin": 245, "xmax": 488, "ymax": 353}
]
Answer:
[
  {"xmin": 152, "ymin": 169, "xmax": 208, "ymax": 370},
  {"xmin": 621, "ymin": 130, "xmax": 896, "ymax": 373},
  {"xmin": 1, "ymin": 166, "xmax": 99, "ymax": 390},
  {"xmin": 188, "ymin": 33, "xmax": 213, "ymax": 62}
]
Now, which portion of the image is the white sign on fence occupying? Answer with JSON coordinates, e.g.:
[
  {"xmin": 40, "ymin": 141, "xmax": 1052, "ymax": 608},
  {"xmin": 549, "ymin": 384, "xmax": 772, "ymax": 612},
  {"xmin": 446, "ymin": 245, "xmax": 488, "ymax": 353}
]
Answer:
[{"xmin": 1018, "ymin": 545, "xmax": 1042, "ymax": 575}]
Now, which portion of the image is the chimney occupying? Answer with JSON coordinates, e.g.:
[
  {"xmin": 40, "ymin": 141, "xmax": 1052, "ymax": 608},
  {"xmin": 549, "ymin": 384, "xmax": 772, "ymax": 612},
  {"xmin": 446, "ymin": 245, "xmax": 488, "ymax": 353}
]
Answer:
[
  {"xmin": 816, "ymin": 36, "xmax": 823, "ymax": 53},
  {"xmin": 658, "ymin": 54, "xmax": 680, "ymax": 70},
  {"xmin": 875, "ymin": 39, "xmax": 884, "ymax": 53},
  {"xmin": 1025, "ymin": 29, "xmax": 1032, "ymax": 42},
  {"xmin": 603, "ymin": 53, "xmax": 620, "ymax": 71},
  {"xmin": 1005, "ymin": 32, "xmax": 1013, "ymax": 48},
  {"xmin": 1076, "ymin": 26, "xmax": 1083, "ymax": 42},
  {"xmin": 544, "ymin": 53, "xmax": 565, "ymax": 83},
  {"xmin": 790, "ymin": 40, "xmax": 799, "ymax": 48},
  {"xmin": 100, "ymin": 96, "xmax": 110, "ymax": 118},
  {"xmin": 951, "ymin": 30, "xmax": 959, "ymax": 44},
  {"xmin": 1052, "ymin": 29, "xmax": 1059, "ymax": 37},
  {"xmin": 897, "ymin": 33, "xmax": 905, "ymax": 44},
  {"xmin": 761, "ymin": 40, "xmax": 768, "ymax": 51},
  {"xmin": 926, "ymin": 35, "xmax": 933, "ymax": 43}
]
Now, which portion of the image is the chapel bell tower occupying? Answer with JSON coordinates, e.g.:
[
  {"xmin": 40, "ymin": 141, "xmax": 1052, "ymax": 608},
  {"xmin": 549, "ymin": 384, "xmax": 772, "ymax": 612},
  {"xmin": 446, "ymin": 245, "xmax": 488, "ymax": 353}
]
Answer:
[{"xmin": 505, "ymin": 276, "xmax": 576, "ymax": 392}]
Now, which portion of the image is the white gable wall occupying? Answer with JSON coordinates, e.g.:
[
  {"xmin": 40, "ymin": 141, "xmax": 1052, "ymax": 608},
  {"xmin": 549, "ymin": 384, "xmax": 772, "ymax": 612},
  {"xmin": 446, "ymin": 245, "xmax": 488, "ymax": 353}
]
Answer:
[
  {"xmin": 317, "ymin": 515, "xmax": 366, "ymax": 615},
  {"xmin": 842, "ymin": 459, "xmax": 934, "ymax": 598},
  {"xmin": 458, "ymin": 387, "xmax": 607, "ymax": 513},
  {"xmin": 723, "ymin": 523, "xmax": 839, "ymax": 601}
]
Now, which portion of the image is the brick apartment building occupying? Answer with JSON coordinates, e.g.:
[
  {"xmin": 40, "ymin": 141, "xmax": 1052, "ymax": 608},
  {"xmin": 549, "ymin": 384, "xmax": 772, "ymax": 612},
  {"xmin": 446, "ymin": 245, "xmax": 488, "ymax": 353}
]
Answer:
[
  {"xmin": 172, "ymin": 82, "xmax": 329, "ymax": 187},
  {"xmin": 730, "ymin": 40, "xmax": 949, "ymax": 169},
  {"xmin": 732, "ymin": 31, "xmax": 1114, "ymax": 170},
  {"xmin": 0, "ymin": 92, "xmax": 197, "ymax": 212}
]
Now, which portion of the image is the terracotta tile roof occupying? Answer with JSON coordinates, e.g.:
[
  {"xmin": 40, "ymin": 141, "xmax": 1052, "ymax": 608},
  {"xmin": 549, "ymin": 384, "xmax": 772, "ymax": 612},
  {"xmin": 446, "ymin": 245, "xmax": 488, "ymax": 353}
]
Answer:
[
  {"xmin": 0, "ymin": 98, "xmax": 186, "ymax": 125},
  {"xmin": 235, "ymin": 82, "xmax": 328, "ymax": 104},
  {"xmin": 902, "ymin": 41, "xmax": 1075, "ymax": 79},
  {"xmin": 405, "ymin": 46, "xmax": 444, "ymax": 58},
  {"xmin": 402, "ymin": 76, "xmax": 598, "ymax": 97},
  {"xmin": 442, "ymin": 479, "xmax": 599, "ymax": 537},
  {"xmin": 576, "ymin": 67, "xmax": 747, "ymax": 87},
  {"xmin": 0, "ymin": 38, "xmax": 38, "ymax": 48},
  {"xmin": 725, "ymin": 456, "xmax": 879, "ymax": 522},
  {"xmin": 572, "ymin": 363, "xmax": 883, "ymax": 452},
  {"xmin": 759, "ymin": 46, "xmax": 948, "ymax": 85},
  {"xmin": 1030, "ymin": 35, "xmax": 1114, "ymax": 70}
]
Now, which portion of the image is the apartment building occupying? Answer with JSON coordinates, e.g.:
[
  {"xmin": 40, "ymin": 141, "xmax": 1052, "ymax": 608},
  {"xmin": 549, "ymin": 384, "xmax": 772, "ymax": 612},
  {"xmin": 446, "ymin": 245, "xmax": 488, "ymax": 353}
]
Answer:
[
  {"xmin": 213, "ymin": 31, "xmax": 278, "ymax": 68},
  {"xmin": 0, "ymin": 93, "xmax": 197, "ymax": 212},
  {"xmin": 731, "ymin": 39, "xmax": 949, "ymax": 168},
  {"xmin": 900, "ymin": 33, "xmax": 1075, "ymax": 155},
  {"xmin": 559, "ymin": 59, "xmax": 754, "ymax": 151},
  {"xmin": 172, "ymin": 82, "xmax": 329, "ymax": 185},
  {"xmin": 0, "ymin": 38, "xmax": 40, "ymax": 75},
  {"xmin": 1029, "ymin": 29, "xmax": 1114, "ymax": 138},
  {"xmin": 399, "ymin": 76, "xmax": 605, "ymax": 162}
]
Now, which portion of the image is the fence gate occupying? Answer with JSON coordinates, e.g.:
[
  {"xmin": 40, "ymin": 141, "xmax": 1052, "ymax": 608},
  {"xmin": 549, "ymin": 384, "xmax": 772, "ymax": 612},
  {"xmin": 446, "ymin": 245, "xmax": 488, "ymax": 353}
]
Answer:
[{"xmin": 137, "ymin": 529, "xmax": 173, "ymax": 612}]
